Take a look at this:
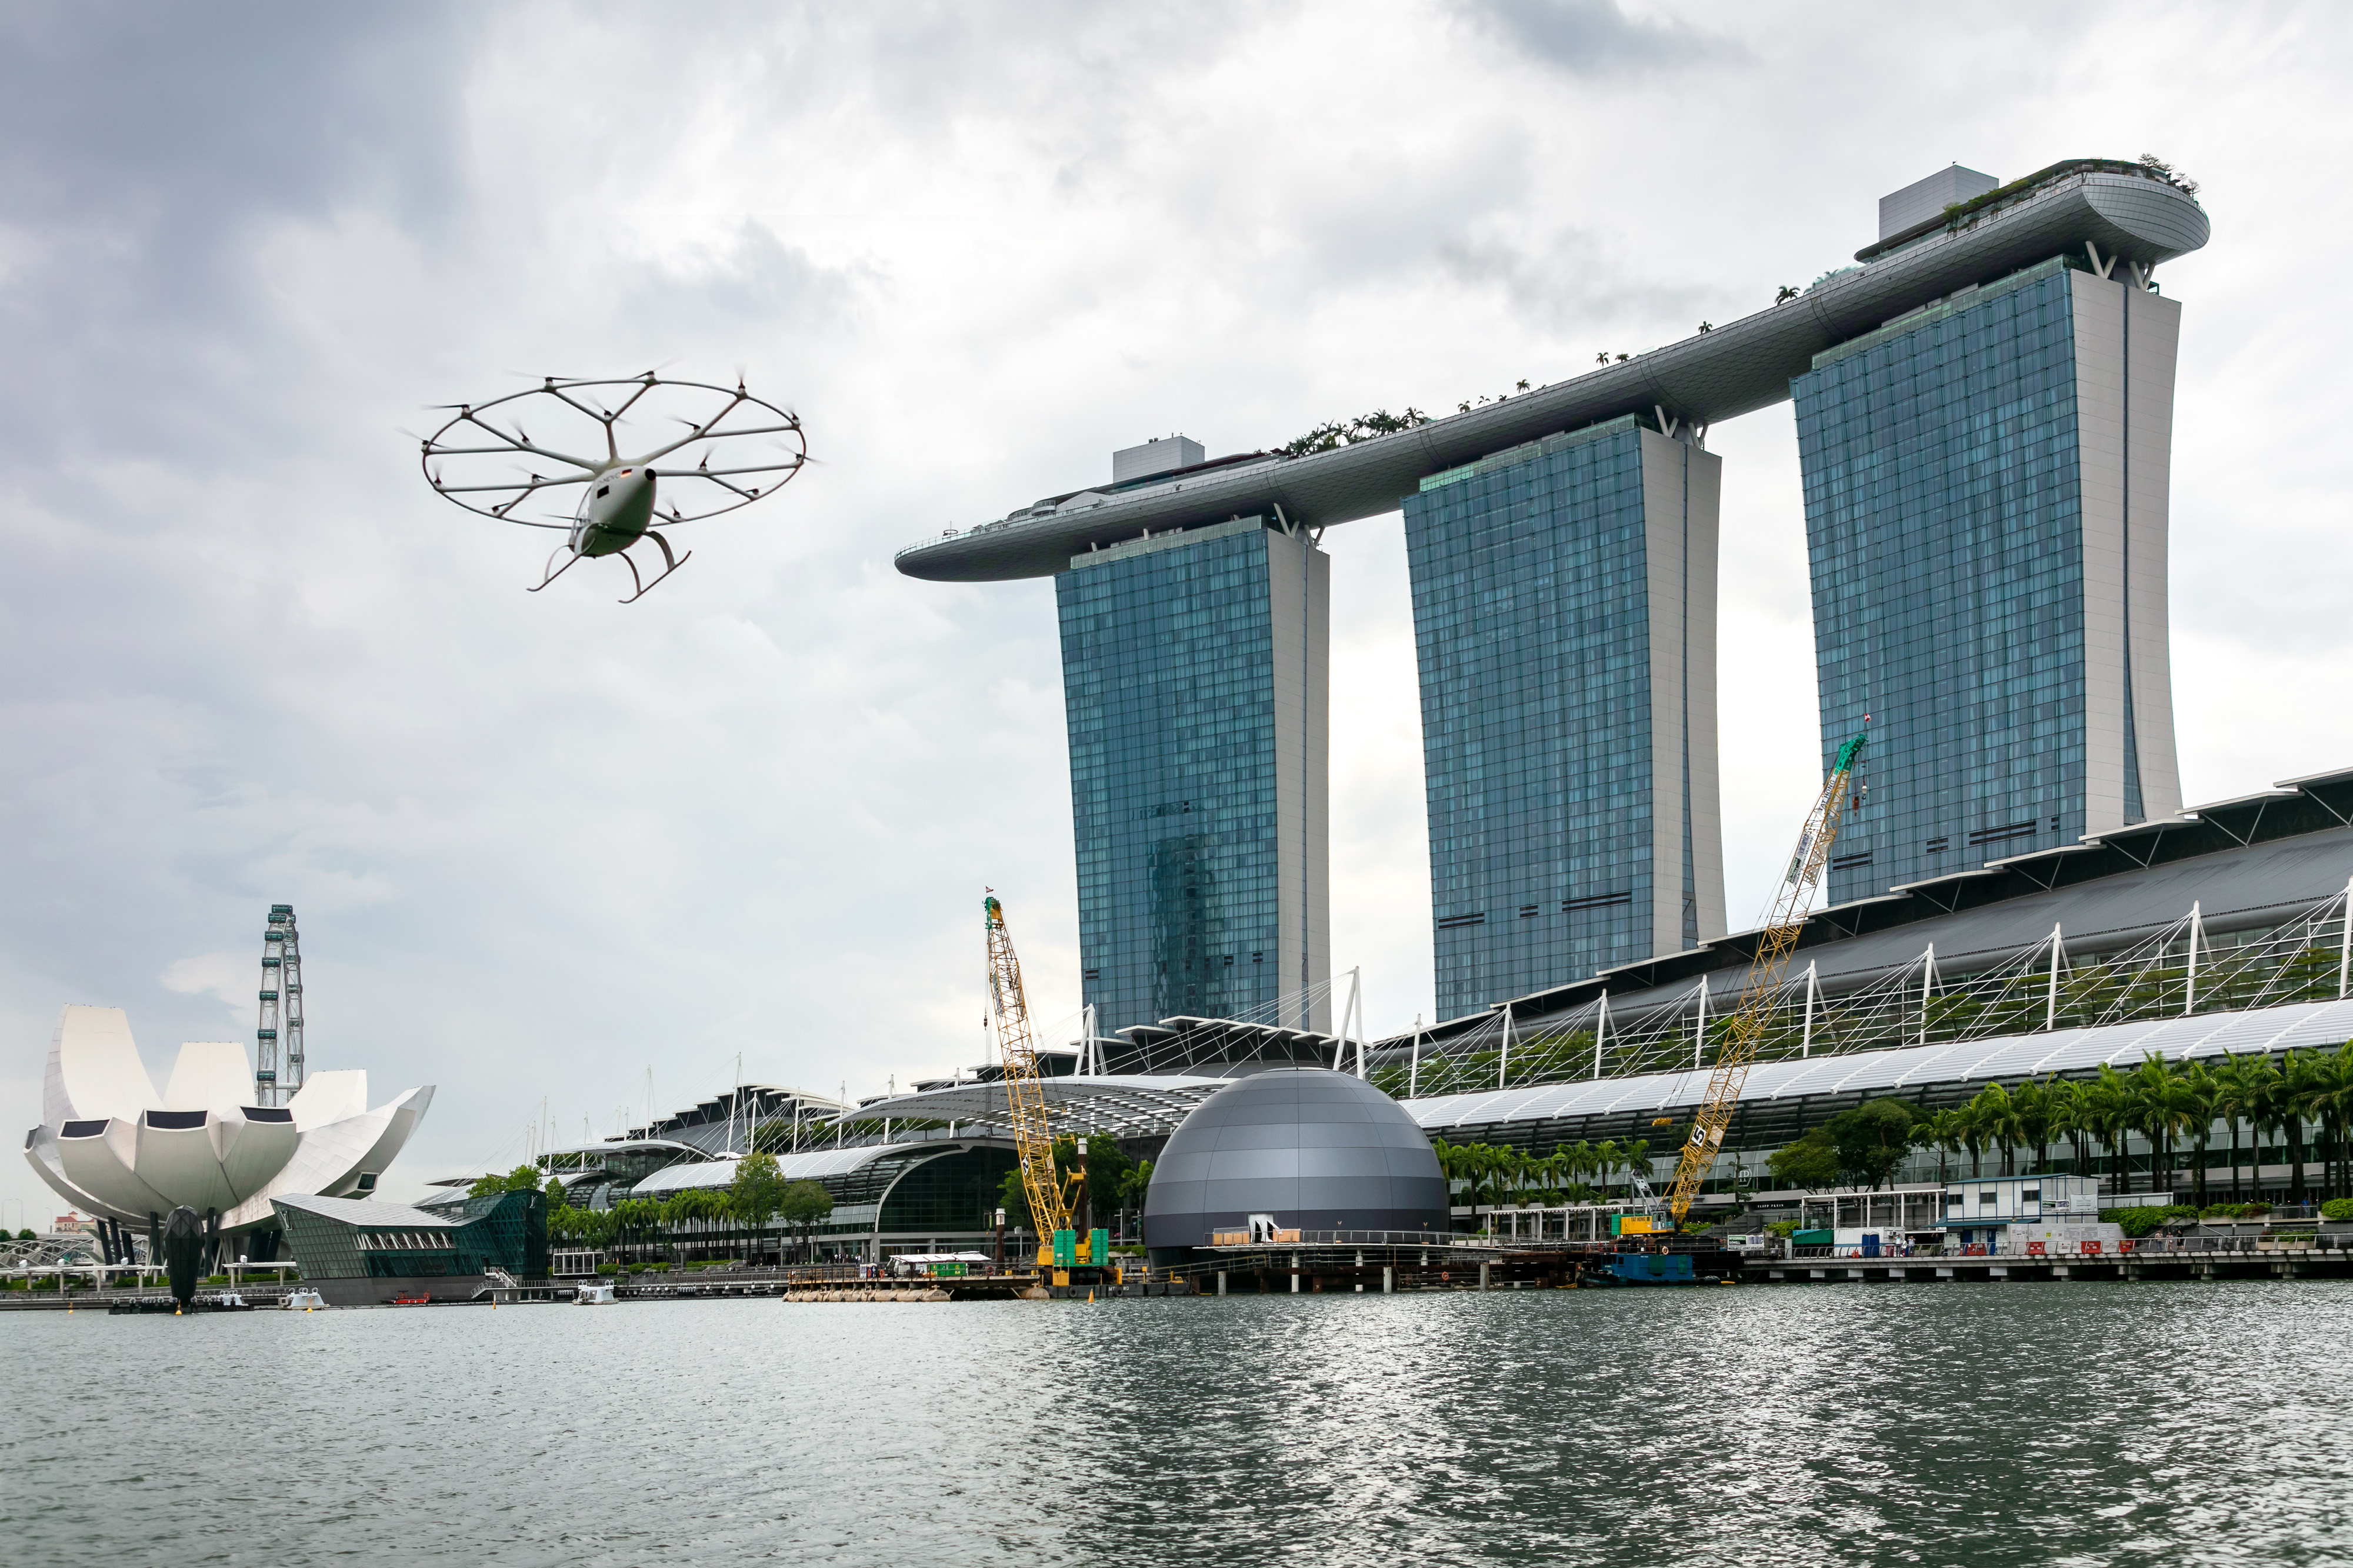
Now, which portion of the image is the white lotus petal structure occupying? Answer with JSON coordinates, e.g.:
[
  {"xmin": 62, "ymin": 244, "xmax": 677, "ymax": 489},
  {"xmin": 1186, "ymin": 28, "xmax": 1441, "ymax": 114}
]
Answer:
[{"xmin": 24, "ymin": 1005, "xmax": 434, "ymax": 1232}]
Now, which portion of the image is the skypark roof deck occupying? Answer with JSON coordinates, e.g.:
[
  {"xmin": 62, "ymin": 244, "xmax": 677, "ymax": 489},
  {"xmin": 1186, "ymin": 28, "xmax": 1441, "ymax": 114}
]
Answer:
[{"xmin": 896, "ymin": 162, "xmax": 2207, "ymax": 583}]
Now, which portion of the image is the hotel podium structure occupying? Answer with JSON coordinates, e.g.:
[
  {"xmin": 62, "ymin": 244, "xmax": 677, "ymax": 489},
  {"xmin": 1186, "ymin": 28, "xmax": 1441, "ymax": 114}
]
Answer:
[{"xmin": 898, "ymin": 159, "xmax": 2209, "ymax": 1030}]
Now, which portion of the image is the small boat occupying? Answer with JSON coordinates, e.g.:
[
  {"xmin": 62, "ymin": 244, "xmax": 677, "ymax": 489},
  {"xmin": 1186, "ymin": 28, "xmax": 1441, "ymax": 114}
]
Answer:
[
  {"xmin": 284, "ymin": 1288, "xmax": 326, "ymax": 1310},
  {"xmin": 574, "ymin": 1282, "xmax": 617, "ymax": 1305},
  {"xmin": 391, "ymin": 1293, "xmax": 433, "ymax": 1306}
]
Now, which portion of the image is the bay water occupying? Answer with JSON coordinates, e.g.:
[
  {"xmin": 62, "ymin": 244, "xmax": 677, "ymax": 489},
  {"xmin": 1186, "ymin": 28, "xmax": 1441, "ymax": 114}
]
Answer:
[{"xmin": 5, "ymin": 1280, "xmax": 2350, "ymax": 1565}]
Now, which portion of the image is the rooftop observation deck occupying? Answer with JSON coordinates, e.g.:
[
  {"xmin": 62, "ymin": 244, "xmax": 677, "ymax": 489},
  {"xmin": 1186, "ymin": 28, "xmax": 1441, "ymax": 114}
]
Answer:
[{"xmin": 896, "ymin": 158, "xmax": 2208, "ymax": 583}]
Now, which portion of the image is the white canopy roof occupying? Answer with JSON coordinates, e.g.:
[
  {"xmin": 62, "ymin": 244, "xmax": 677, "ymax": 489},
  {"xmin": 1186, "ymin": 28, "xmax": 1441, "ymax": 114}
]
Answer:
[
  {"xmin": 1409, "ymin": 996, "xmax": 2353, "ymax": 1131},
  {"xmin": 848, "ymin": 1074, "xmax": 1231, "ymax": 1138}
]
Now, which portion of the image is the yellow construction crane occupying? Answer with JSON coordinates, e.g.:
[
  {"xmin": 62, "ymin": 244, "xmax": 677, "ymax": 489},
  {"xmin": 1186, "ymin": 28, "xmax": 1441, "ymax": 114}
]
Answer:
[
  {"xmin": 983, "ymin": 893, "xmax": 1078, "ymax": 1261},
  {"xmin": 1665, "ymin": 725, "xmax": 1869, "ymax": 1224}
]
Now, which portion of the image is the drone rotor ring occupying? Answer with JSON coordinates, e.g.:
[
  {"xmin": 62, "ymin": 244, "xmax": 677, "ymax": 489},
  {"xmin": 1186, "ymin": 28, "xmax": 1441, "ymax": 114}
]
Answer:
[{"xmin": 418, "ymin": 375, "xmax": 808, "ymax": 533}]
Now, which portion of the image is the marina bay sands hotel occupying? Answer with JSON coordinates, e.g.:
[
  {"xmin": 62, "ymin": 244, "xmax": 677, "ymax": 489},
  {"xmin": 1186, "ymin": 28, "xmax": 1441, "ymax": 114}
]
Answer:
[{"xmin": 897, "ymin": 158, "xmax": 2211, "ymax": 1040}]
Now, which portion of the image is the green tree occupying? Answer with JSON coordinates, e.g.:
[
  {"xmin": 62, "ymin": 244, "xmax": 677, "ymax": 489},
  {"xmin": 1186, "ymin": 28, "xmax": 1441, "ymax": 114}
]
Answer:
[
  {"xmin": 2129, "ymin": 1055, "xmax": 2194, "ymax": 1198},
  {"xmin": 1952, "ymin": 1099, "xmax": 1986, "ymax": 1180},
  {"xmin": 1972, "ymin": 1083, "xmax": 2020, "ymax": 1176},
  {"xmin": 2211, "ymin": 1053, "xmax": 2262, "ymax": 1202},
  {"xmin": 2047, "ymin": 1077, "xmax": 2089, "ymax": 1176},
  {"xmin": 2242, "ymin": 1053, "xmax": 2288, "ymax": 1203},
  {"xmin": 997, "ymin": 1167, "xmax": 1032, "ymax": 1233},
  {"xmin": 1824, "ymin": 1098, "xmax": 1918, "ymax": 1189},
  {"xmin": 1118, "ymin": 1158, "xmax": 1155, "ymax": 1215},
  {"xmin": 2281, "ymin": 1049, "xmax": 2324, "ymax": 1203},
  {"xmin": 2012, "ymin": 1079, "xmax": 2055, "ymax": 1173},
  {"xmin": 2178, "ymin": 1059, "xmax": 2219, "ymax": 1209},
  {"xmin": 1083, "ymin": 1134, "xmax": 1134, "ymax": 1236},
  {"xmin": 1768, "ymin": 1127, "xmax": 1841, "ymax": 1189},
  {"xmin": 2082, "ymin": 1065, "xmax": 2135, "ymax": 1189},
  {"xmin": 776, "ymin": 1179, "xmax": 833, "ymax": 1263},
  {"xmin": 730, "ymin": 1152, "xmax": 787, "ymax": 1264},
  {"xmin": 2313, "ymin": 1045, "xmax": 2353, "ymax": 1200},
  {"xmin": 469, "ymin": 1162, "xmax": 545, "ymax": 1199},
  {"xmin": 1914, "ymin": 1109, "xmax": 1961, "ymax": 1186}
]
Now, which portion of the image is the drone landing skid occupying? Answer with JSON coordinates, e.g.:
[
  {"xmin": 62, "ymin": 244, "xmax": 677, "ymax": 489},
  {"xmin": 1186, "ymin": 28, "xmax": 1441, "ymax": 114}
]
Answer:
[
  {"xmin": 616, "ymin": 530, "xmax": 691, "ymax": 605},
  {"xmin": 527, "ymin": 545, "xmax": 585, "ymax": 593}
]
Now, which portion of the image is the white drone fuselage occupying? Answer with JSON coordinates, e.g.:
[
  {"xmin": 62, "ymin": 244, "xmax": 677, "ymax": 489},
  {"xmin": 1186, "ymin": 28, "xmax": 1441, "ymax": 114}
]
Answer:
[{"xmin": 571, "ymin": 464, "xmax": 656, "ymax": 558}]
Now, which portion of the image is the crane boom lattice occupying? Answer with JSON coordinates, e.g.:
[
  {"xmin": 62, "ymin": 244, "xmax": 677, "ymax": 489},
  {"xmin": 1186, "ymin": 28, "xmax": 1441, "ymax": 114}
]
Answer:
[
  {"xmin": 1665, "ymin": 728, "xmax": 1868, "ymax": 1223},
  {"xmin": 984, "ymin": 895, "xmax": 1076, "ymax": 1242}
]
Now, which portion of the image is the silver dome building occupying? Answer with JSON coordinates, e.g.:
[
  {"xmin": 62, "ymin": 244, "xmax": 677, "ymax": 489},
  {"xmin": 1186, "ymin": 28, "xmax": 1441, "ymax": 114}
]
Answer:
[{"xmin": 1142, "ymin": 1068, "xmax": 1449, "ymax": 1256}]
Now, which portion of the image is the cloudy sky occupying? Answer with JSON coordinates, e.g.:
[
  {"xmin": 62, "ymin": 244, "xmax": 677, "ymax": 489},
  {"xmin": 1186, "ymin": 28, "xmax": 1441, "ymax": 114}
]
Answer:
[{"xmin": 5, "ymin": 1, "xmax": 2348, "ymax": 1220}]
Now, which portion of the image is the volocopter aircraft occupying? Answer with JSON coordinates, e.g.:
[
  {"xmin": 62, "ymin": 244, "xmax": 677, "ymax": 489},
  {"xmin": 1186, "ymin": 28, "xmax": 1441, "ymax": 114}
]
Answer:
[{"xmin": 419, "ymin": 373, "xmax": 806, "ymax": 602}]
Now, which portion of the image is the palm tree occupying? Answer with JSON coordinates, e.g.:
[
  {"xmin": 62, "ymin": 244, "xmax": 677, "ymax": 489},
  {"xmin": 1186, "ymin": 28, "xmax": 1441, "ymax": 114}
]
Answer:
[
  {"xmin": 1975, "ymin": 1083, "xmax": 2021, "ymax": 1176},
  {"xmin": 2244, "ymin": 1053, "xmax": 2287, "ymax": 1205},
  {"xmin": 2317, "ymin": 1045, "xmax": 2353, "ymax": 1200},
  {"xmin": 2212, "ymin": 1053, "xmax": 2264, "ymax": 1203},
  {"xmin": 1625, "ymin": 1139, "xmax": 1652, "ymax": 1195},
  {"xmin": 2178, "ymin": 1059, "xmax": 2220, "ymax": 1209},
  {"xmin": 1594, "ymin": 1140, "xmax": 1622, "ymax": 1205},
  {"xmin": 2012, "ymin": 1079, "xmax": 2054, "ymax": 1174},
  {"xmin": 2045, "ymin": 1077, "xmax": 2089, "ymax": 1175},
  {"xmin": 2282, "ymin": 1049, "xmax": 2327, "ymax": 1205},
  {"xmin": 2129, "ymin": 1055, "xmax": 2191, "ymax": 1199},
  {"xmin": 2082, "ymin": 1065, "xmax": 2135, "ymax": 1192},
  {"xmin": 1914, "ymin": 1109, "xmax": 1961, "ymax": 1186},
  {"xmin": 1953, "ymin": 1100, "xmax": 1985, "ymax": 1180}
]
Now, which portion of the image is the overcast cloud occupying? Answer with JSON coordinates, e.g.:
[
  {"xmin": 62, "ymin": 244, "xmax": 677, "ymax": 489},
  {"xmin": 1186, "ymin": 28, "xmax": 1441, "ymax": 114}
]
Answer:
[{"xmin": 5, "ymin": 1, "xmax": 2349, "ymax": 1220}]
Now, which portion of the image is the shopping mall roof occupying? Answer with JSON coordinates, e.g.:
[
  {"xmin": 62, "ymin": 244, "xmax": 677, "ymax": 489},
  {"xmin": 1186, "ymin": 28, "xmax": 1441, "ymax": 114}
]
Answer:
[
  {"xmin": 626, "ymin": 1145, "xmax": 925, "ymax": 1197},
  {"xmin": 852, "ymin": 1074, "xmax": 1233, "ymax": 1140},
  {"xmin": 897, "ymin": 162, "xmax": 2208, "ymax": 582},
  {"xmin": 1391, "ymin": 764, "xmax": 2353, "ymax": 1050},
  {"xmin": 1409, "ymin": 996, "xmax": 2353, "ymax": 1143}
]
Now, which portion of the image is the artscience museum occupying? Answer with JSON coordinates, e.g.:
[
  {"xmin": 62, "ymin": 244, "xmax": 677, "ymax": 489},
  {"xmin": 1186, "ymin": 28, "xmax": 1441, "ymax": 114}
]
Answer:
[{"xmin": 22, "ymin": 1005, "xmax": 432, "ymax": 1263}]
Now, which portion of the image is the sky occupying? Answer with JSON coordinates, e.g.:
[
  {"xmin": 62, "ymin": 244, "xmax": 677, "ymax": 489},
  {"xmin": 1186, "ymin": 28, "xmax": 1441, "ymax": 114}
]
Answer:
[{"xmin": 5, "ymin": 1, "xmax": 2350, "ymax": 1223}]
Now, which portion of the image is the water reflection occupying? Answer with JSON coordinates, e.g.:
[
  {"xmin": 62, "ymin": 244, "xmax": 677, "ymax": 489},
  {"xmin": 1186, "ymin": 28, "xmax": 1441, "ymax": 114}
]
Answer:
[{"xmin": 4, "ymin": 1283, "xmax": 2349, "ymax": 1565}]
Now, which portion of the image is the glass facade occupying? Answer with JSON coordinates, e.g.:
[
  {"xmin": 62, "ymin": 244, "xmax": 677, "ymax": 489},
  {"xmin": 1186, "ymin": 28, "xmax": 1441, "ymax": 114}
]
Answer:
[
  {"xmin": 1404, "ymin": 416, "xmax": 1722, "ymax": 1020},
  {"xmin": 1058, "ymin": 517, "xmax": 1328, "ymax": 1037},
  {"xmin": 274, "ymin": 1188, "xmax": 547, "ymax": 1281},
  {"xmin": 876, "ymin": 1147, "xmax": 1018, "ymax": 1234},
  {"xmin": 1796, "ymin": 256, "xmax": 2135, "ymax": 905}
]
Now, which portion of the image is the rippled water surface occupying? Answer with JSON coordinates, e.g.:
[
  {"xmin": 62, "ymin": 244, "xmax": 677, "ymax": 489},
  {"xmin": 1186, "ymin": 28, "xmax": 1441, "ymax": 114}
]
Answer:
[{"xmin": 7, "ymin": 1282, "xmax": 2353, "ymax": 1565}]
